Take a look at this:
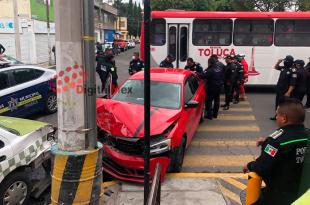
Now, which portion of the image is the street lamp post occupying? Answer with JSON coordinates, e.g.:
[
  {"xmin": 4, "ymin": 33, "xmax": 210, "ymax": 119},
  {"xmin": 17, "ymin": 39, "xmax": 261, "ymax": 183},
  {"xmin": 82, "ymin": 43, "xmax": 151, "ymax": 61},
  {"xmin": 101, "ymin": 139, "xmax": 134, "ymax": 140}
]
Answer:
[{"xmin": 12, "ymin": 0, "xmax": 21, "ymax": 60}]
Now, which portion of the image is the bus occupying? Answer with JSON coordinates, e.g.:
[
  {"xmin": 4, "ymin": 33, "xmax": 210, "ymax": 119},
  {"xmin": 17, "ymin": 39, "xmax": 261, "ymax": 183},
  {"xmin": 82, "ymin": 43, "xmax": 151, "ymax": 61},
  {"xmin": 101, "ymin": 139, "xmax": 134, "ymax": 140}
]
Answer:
[{"xmin": 141, "ymin": 11, "xmax": 310, "ymax": 85}]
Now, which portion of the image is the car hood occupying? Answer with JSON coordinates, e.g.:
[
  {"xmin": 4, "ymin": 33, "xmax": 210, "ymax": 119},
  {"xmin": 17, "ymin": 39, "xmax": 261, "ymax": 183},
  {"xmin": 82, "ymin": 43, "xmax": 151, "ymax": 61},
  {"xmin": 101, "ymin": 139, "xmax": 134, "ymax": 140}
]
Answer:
[{"xmin": 97, "ymin": 99, "xmax": 181, "ymax": 138}]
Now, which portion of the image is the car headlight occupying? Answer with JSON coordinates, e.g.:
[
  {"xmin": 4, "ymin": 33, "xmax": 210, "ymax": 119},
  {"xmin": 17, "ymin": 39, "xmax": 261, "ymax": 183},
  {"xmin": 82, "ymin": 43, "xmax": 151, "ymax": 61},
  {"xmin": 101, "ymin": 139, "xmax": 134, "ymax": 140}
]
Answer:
[{"xmin": 150, "ymin": 137, "xmax": 171, "ymax": 155}]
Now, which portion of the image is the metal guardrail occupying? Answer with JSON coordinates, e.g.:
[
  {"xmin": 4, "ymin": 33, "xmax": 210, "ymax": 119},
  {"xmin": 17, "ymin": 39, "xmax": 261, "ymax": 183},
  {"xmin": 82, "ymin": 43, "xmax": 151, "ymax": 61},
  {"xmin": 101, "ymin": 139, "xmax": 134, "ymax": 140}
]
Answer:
[{"xmin": 147, "ymin": 163, "xmax": 162, "ymax": 205}]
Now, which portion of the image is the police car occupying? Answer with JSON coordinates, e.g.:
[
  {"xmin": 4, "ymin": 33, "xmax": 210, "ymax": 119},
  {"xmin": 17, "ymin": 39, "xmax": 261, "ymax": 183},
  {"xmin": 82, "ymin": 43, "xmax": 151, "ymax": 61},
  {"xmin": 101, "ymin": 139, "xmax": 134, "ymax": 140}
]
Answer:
[
  {"xmin": 0, "ymin": 63, "xmax": 57, "ymax": 117},
  {"xmin": 0, "ymin": 116, "xmax": 55, "ymax": 205}
]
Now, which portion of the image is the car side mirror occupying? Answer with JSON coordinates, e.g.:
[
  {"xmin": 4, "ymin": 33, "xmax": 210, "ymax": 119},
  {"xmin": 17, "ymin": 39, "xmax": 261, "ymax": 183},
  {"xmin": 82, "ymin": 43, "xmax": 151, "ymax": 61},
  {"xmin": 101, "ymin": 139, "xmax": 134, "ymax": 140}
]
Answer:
[{"xmin": 185, "ymin": 100, "xmax": 199, "ymax": 109}]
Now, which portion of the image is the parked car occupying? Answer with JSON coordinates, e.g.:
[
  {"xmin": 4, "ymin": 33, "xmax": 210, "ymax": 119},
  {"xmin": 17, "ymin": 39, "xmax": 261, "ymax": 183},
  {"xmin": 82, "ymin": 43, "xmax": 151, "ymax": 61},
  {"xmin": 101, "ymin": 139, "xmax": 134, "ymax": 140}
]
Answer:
[
  {"xmin": 129, "ymin": 40, "xmax": 136, "ymax": 48},
  {"xmin": 113, "ymin": 39, "xmax": 128, "ymax": 52},
  {"xmin": 0, "ymin": 65, "xmax": 57, "ymax": 117},
  {"xmin": 97, "ymin": 68, "xmax": 206, "ymax": 183},
  {"xmin": 0, "ymin": 116, "xmax": 56, "ymax": 205}
]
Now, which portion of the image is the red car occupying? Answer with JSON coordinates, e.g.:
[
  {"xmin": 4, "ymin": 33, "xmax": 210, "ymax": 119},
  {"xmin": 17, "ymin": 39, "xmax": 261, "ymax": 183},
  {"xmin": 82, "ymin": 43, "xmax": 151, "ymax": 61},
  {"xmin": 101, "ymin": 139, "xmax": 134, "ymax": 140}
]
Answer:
[{"xmin": 96, "ymin": 68, "xmax": 206, "ymax": 182}]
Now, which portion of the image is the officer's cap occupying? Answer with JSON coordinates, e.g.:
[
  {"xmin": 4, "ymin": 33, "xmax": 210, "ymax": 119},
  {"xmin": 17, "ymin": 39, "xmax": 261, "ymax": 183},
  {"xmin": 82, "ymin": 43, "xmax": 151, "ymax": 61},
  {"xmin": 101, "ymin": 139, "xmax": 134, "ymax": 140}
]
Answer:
[
  {"xmin": 284, "ymin": 55, "xmax": 294, "ymax": 63},
  {"xmin": 294, "ymin": 59, "xmax": 305, "ymax": 67},
  {"xmin": 225, "ymin": 55, "xmax": 234, "ymax": 60}
]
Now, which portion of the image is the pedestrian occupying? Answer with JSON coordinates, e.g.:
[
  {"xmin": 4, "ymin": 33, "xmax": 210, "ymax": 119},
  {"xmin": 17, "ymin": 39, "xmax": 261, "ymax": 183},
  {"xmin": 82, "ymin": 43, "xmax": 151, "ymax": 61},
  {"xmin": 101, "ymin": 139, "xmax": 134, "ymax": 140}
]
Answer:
[
  {"xmin": 159, "ymin": 55, "xmax": 174, "ymax": 68},
  {"xmin": 305, "ymin": 57, "xmax": 310, "ymax": 108},
  {"xmin": 270, "ymin": 55, "xmax": 297, "ymax": 120},
  {"xmin": 52, "ymin": 45, "xmax": 56, "ymax": 64},
  {"xmin": 184, "ymin": 57, "xmax": 203, "ymax": 77},
  {"xmin": 129, "ymin": 52, "xmax": 144, "ymax": 75},
  {"xmin": 222, "ymin": 55, "xmax": 237, "ymax": 110},
  {"xmin": 96, "ymin": 42, "xmax": 103, "ymax": 53},
  {"xmin": 203, "ymin": 57, "xmax": 224, "ymax": 119},
  {"xmin": 232, "ymin": 55, "xmax": 244, "ymax": 104},
  {"xmin": 243, "ymin": 98, "xmax": 309, "ymax": 205},
  {"xmin": 237, "ymin": 54, "xmax": 249, "ymax": 101},
  {"xmin": 0, "ymin": 43, "xmax": 5, "ymax": 54},
  {"xmin": 291, "ymin": 60, "xmax": 307, "ymax": 102}
]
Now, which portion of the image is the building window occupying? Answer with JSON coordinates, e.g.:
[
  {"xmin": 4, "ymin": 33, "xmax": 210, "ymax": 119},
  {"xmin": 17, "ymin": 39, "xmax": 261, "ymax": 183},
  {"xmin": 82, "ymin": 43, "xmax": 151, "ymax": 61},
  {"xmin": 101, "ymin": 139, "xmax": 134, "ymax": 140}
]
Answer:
[
  {"xmin": 193, "ymin": 19, "xmax": 232, "ymax": 46},
  {"xmin": 150, "ymin": 19, "xmax": 166, "ymax": 46},
  {"xmin": 275, "ymin": 19, "xmax": 310, "ymax": 46},
  {"xmin": 234, "ymin": 19, "xmax": 274, "ymax": 46}
]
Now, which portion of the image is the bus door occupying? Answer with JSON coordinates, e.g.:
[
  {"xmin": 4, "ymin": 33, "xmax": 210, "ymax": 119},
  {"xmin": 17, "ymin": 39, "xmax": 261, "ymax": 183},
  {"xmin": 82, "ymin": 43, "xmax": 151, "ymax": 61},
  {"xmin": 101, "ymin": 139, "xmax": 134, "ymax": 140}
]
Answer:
[{"xmin": 168, "ymin": 24, "xmax": 189, "ymax": 68}]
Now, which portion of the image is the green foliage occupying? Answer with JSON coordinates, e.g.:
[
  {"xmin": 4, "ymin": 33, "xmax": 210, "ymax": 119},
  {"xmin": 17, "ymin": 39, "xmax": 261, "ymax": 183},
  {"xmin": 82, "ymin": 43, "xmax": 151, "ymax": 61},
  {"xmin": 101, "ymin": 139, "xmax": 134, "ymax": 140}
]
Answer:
[{"xmin": 30, "ymin": 0, "xmax": 55, "ymax": 22}]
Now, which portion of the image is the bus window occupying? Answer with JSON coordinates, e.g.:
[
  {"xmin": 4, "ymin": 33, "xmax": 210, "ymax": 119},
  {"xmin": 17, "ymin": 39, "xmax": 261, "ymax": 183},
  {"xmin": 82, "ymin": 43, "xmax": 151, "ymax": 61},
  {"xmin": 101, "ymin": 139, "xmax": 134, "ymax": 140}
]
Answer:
[
  {"xmin": 234, "ymin": 19, "xmax": 274, "ymax": 46},
  {"xmin": 275, "ymin": 19, "xmax": 310, "ymax": 47},
  {"xmin": 150, "ymin": 19, "xmax": 166, "ymax": 46},
  {"xmin": 168, "ymin": 26, "xmax": 177, "ymax": 59},
  {"xmin": 192, "ymin": 19, "xmax": 232, "ymax": 46}
]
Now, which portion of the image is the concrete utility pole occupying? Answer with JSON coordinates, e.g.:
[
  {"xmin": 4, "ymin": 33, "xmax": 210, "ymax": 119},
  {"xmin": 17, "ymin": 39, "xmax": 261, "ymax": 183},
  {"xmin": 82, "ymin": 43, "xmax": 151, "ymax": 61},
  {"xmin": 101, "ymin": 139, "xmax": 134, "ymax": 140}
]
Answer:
[
  {"xmin": 51, "ymin": 0, "xmax": 102, "ymax": 204},
  {"xmin": 46, "ymin": 0, "xmax": 52, "ymax": 65},
  {"xmin": 13, "ymin": 0, "xmax": 21, "ymax": 60}
]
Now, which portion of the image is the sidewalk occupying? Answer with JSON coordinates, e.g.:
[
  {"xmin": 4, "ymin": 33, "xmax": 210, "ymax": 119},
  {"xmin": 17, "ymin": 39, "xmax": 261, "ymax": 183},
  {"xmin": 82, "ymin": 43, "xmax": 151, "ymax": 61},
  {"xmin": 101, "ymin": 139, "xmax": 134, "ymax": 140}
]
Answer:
[{"xmin": 103, "ymin": 173, "xmax": 248, "ymax": 205}]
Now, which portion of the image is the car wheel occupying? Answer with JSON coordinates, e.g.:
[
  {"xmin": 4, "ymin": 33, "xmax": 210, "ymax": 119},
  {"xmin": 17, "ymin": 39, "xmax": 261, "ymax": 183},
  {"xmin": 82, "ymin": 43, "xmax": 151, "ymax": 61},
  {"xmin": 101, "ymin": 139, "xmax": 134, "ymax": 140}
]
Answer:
[
  {"xmin": 170, "ymin": 137, "xmax": 186, "ymax": 173},
  {"xmin": 45, "ymin": 92, "xmax": 57, "ymax": 114},
  {"xmin": 200, "ymin": 102, "xmax": 205, "ymax": 123},
  {"xmin": 0, "ymin": 172, "xmax": 32, "ymax": 205}
]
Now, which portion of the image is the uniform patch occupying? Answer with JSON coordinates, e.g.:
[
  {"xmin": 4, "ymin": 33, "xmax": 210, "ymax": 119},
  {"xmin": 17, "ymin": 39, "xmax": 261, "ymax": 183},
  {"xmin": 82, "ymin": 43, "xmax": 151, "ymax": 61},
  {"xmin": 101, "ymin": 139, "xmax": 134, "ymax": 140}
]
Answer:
[
  {"xmin": 287, "ymin": 71, "xmax": 290, "ymax": 75},
  {"xmin": 264, "ymin": 144, "xmax": 278, "ymax": 157},
  {"xmin": 292, "ymin": 74, "xmax": 297, "ymax": 78},
  {"xmin": 269, "ymin": 129, "xmax": 284, "ymax": 139}
]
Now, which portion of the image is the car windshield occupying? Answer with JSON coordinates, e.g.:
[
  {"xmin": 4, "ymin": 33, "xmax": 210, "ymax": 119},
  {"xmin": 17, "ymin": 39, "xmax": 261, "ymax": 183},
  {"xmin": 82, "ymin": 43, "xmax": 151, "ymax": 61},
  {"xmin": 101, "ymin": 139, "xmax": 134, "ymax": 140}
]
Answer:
[
  {"xmin": 0, "ymin": 55, "xmax": 23, "ymax": 65},
  {"xmin": 0, "ymin": 124, "xmax": 21, "ymax": 136},
  {"xmin": 112, "ymin": 80, "xmax": 181, "ymax": 109}
]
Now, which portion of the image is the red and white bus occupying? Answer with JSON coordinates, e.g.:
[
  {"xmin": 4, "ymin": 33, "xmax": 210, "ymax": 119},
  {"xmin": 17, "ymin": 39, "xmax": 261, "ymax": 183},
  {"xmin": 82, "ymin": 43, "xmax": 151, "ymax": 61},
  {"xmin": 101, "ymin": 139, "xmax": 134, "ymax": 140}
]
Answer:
[{"xmin": 141, "ymin": 11, "xmax": 310, "ymax": 85}]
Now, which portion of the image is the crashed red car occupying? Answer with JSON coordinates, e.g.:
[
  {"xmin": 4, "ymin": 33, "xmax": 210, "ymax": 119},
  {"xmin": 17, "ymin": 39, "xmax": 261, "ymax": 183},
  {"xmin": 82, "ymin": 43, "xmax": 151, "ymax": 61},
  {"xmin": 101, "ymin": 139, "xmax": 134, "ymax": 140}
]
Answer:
[{"xmin": 96, "ymin": 68, "xmax": 206, "ymax": 183}]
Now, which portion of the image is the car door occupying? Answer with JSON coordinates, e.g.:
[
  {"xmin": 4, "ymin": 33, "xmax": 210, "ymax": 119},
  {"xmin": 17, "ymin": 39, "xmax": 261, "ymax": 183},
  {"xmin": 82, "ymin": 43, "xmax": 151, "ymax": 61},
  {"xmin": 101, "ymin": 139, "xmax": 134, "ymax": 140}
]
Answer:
[
  {"xmin": 0, "ymin": 70, "xmax": 18, "ymax": 116},
  {"xmin": 7, "ymin": 68, "xmax": 46, "ymax": 117}
]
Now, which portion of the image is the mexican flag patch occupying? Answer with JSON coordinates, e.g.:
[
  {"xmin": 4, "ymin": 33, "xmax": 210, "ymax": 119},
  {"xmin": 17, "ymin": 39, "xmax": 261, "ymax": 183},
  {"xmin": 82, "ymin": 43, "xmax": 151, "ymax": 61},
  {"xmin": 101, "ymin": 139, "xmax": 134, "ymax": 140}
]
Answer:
[{"xmin": 264, "ymin": 144, "xmax": 278, "ymax": 157}]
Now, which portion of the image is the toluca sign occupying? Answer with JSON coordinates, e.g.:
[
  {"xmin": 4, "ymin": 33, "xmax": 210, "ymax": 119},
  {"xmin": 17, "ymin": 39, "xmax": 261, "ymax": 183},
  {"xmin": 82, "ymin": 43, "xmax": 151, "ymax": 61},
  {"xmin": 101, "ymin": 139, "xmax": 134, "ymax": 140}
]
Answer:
[{"xmin": 198, "ymin": 46, "xmax": 236, "ymax": 58}]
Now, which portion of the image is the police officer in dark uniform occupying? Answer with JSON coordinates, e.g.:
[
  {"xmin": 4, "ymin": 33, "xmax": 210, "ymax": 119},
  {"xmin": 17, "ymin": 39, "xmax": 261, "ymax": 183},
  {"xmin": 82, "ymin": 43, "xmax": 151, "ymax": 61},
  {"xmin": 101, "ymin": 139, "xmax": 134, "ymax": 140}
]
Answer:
[
  {"xmin": 270, "ymin": 55, "xmax": 297, "ymax": 120},
  {"xmin": 203, "ymin": 57, "xmax": 224, "ymax": 119},
  {"xmin": 184, "ymin": 57, "xmax": 203, "ymax": 76},
  {"xmin": 222, "ymin": 56, "xmax": 237, "ymax": 110},
  {"xmin": 243, "ymin": 98, "xmax": 309, "ymax": 205},
  {"xmin": 129, "ymin": 52, "xmax": 144, "ymax": 75},
  {"xmin": 159, "ymin": 55, "xmax": 174, "ymax": 68},
  {"xmin": 292, "ymin": 60, "xmax": 307, "ymax": 102},
  {"xmin": 232, "ymin": 55, "xmax": 244, "ymax": 104},
  {"xmin": 305, "ymin": 57, "xmax": 310, "ymax": 108}
]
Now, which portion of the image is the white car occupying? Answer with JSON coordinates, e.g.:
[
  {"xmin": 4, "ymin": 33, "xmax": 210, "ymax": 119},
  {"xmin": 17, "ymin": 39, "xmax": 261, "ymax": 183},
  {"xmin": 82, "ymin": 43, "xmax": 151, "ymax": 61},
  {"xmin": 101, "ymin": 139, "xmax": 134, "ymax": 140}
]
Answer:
[{"xmin": 0, "ymin": 116, "xmax": 55, "ymax": 205}]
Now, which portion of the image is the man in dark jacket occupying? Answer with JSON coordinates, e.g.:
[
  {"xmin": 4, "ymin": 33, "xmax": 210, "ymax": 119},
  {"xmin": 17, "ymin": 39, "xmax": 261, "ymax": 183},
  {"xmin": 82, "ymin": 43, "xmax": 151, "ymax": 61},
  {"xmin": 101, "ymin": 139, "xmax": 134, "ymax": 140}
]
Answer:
[
  {"xmin": 243, "ymin": 98, "xmax": 309, "ymax": 205},
  {"xmin": 129, "ymin": 52, "xmax": 144, "ymax": 75},
  {"xmin": 270, "ymin": 55, "xmax": 297, "ymax": 120},
  {"xmin": 232, "ymin": 56, "xmax": 244, "ymax": 104},
  {"xmin": 305, "ymin": 57, "xmax": 310, "ymax": 108},
  {"xmin": 159, "ymin": 55, "xmax": 174, "ymax": 68},
  {"xmin": 184, "ymin": 57, "xmax": 203, "ymax": 76},
  {"xmin": 203, "ymin": 57, "xmax": 224, "ymax": 119},
  {"xmin": 222, "ymin": 56, "xmax": 237, "ymax": 110},
  {"xmin": 292, "ymin": 60, "xmax": 307, "ymax": 102}
]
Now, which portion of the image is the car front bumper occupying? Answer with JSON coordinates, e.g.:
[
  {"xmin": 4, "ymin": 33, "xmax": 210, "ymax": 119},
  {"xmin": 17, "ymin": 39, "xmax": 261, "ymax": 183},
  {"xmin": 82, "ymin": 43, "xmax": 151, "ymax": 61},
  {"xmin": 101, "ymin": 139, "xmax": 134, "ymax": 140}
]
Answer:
[{"xmin": 102, "ymin": 144, "xmax": 170, "ymax": 183}]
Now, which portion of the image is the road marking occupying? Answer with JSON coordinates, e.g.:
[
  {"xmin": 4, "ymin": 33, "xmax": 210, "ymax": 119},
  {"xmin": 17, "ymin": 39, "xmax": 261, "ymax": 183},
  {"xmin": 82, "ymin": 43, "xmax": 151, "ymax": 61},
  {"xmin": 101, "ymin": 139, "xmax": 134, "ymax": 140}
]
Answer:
[
  {"xmin": 167, "ymin": 173, "xmax": 247, "ymax": 178},
  {"xmin": 217, "ymin": 114, "xmax": 256, "ymax": 121},
  {"xmin": 198, "ymin": 125, "xmax": 260, "ymax": 132},
  {"xmin": 219, "ymin": 184, "xmax": 241, "ymax": 205},
  {"xmin": 191, "ymin": 139, "xmax": 257, "ymax": 147},
  {"xmin": 222, "ymin": 178, "xmax": 247, "ymax": 190},
  {"xmin": 183, "ymin": 155, "xmax": 255, "ymax": 167},
  {"xmin": 224, "ymin": 107, "xmax": 253, "ymax": 112}
]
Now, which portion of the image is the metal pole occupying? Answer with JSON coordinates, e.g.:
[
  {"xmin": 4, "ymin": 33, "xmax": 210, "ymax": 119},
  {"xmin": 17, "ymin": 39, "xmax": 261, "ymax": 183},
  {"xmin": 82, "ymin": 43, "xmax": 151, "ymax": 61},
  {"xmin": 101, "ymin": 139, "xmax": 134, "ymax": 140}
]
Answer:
[
  {"xmin": 13, "ymin": 0, "xmax": 21, "ymax": 60},
  {"xmin": 143, "ymin": 0, "xmax": 151, "ymax": 204},
  {"xmin": 82, "ymin": 0, "xmax": 96, "ymax": 149},
  {"xmin": 46, "ymin": 0, "xmax": 52, "ymax": 66}
]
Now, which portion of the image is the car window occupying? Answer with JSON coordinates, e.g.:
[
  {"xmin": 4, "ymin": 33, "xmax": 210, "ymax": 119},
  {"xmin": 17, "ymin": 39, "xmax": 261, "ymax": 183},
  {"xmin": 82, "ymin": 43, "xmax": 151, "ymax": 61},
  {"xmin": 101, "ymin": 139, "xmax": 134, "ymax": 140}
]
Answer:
[
  {"xmin": 12, "ymin": 68, "xmax": 44, "ymax": 85},
  {"xmin": 188, "ymin": 75, "xmax": 199, "ymax": 95},
  {"xmin": 0, "ymin": 72, "xmax": 10, "ymax": 90},
  {"xmin": 184, "ymin": 81, "xmax": 194, "ymax": 103}
]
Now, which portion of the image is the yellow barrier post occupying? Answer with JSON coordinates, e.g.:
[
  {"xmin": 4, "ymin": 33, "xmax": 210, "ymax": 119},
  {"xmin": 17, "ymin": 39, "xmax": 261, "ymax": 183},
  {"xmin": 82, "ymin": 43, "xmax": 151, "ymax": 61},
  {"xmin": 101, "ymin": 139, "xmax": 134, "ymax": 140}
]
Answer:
[{"xmin": 246, "ymin": 172, "xmax": 262, "ymax": 205}]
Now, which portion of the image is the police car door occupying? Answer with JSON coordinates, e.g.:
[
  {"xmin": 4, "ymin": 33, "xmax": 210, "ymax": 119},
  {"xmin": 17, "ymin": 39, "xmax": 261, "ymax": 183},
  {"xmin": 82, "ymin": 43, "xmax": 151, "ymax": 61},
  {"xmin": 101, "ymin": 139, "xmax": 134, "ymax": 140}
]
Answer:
[
  {"xmin": 5, "ymin": 68, "xmax": 46, "ymax": 117},
  {"xmin": 0, "ymin": 70, "xmax": 14, "ymax": 116},
  {"xmin": 168, "ymin": 24, "xmax": 189, "ymax": 68}
]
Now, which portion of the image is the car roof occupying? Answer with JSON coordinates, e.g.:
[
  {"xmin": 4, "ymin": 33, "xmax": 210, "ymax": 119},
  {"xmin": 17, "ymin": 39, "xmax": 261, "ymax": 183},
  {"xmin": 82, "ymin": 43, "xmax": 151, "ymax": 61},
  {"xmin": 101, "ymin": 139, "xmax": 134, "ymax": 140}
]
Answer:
[
  {"xmin": 129, "ymin": 68, "xmax": 193, "ymax": 83},
  {"xmin": 0, "ymin": 65, "xmax": 53, "ymax": 73}
]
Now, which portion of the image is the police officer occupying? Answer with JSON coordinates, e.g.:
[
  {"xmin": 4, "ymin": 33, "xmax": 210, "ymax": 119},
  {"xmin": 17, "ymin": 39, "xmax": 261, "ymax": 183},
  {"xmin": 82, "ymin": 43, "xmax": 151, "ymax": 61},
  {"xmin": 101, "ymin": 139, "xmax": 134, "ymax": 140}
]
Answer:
[
  {"xmin": 292, "ymin": 60, "xmax": 307, "ymax": 102},
  {"xmin": 203, "ymin": 57, "xmax": 224, "ymax": 119},
  {"xmin": 184, "ymin": 57, "xmax": 203, "ymax": 76},
  {"xmin": 305, "ymin": 57, "xmax": 310, "ymax": 108},
  {"xmin": 270, "ymin": 55, "xmax": 297, "ymax": 120},
  {"xmin": 222, "ymin": 56, "xmax": 237, "ymax": 110},
  {"xmin": 159, "ymin": 55, "xmax": 174, "ymax": 68},
  {"xmin": 129, "ymin": 52, "xmax": 144, "ymax": 75},
  {"xmin": 232, "ymin": 55, "xmax": 244, "ymax": 104},
  {"xmin": 243, "ymin": 98, "xmax": 309, "ymax": 205}
]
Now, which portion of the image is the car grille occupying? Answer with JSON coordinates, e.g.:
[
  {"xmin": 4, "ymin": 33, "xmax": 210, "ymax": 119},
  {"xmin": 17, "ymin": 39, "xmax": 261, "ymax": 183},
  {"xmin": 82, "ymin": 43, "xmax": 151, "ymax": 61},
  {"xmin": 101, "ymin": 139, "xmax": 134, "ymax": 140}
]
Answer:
[{"xmin": 104, "ymin": 135, "xmax": 144, "ymax": 155}]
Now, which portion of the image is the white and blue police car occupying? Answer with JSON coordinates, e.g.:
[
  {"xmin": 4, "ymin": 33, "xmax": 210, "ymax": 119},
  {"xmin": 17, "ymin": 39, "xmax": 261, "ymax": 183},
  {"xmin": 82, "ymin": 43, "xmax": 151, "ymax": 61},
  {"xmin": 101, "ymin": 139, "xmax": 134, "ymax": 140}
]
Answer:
[{"xmin": 0, "ymin": 61, "xmax": 57, "ymax": 117}]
